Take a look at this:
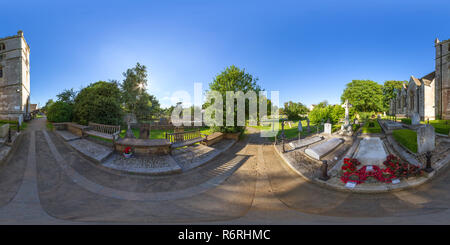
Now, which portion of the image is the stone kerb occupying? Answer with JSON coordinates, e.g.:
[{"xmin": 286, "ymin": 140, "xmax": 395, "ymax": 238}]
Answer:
[{"xmin": 114, "ymin": 138, "xmax": 171, "ymax": 155}]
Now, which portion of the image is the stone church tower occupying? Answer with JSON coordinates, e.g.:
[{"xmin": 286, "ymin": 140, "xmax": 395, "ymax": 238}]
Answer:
[
  {"xmin": 0, "ymin": 31, "xmax": 30, "ymax": 122},
  {"xmin": 435, "ymin": 38, "xmax": 450, "ymax": 120}
]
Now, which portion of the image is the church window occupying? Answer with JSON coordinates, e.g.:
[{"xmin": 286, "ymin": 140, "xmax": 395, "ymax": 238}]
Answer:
[
  {"xmin": 0, "ymin": 66, "xmax": 3, "ymax": 78},
  {"xmin": 0, "ymin": 43, "xmax": 5, "ymax": 50}
]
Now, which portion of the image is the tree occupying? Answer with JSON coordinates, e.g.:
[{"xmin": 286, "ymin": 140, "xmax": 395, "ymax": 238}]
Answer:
[
  {"xmin": 46, "ymin": 101, "xmax": 73, "ymax": 122},
  {"xmin": 73, "ymin": 81, "xmax": 122, "ymax": 125},
  {"xmin": 382, "ymin": 80, "xmax": 405, "ymax": 112},
  {"xmin": 341, "ymin": 80, "xmax": 383, "ymax": 112},
  {"xmin": 42, "ymin": 99, "xmax": 55, "ymax": 114},
  {"xmin": 56, "ymin": 88, "xmax": 77, "ymax": 104},
  {"xmin": 120, "ymin": 63, "xmax": 160, "ymax": 121},
  {"xmin": 206, "ymin": 65, "xmax": 262, "ymax": 133},
  {"xmin": 283, "ymin": 101, "xmax": 309, "ymax": 121}
]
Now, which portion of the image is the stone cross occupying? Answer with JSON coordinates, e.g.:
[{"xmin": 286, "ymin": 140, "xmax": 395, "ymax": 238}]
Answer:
[{"xmin": 342, "ymin": 100, "xmax": 352, "ymax": 126}]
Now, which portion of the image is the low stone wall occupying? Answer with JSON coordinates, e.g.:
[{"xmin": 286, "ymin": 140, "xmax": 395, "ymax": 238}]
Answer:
[
  {"xmin": 114, "ymin": 138, "xmax": 171, "ymax": 155},
  {"xmin": 202, "ymin": 132, "xmax": 223, "ymax": 146},
  {"xmin": 224, "ymin": 132, "xmax": 241, "ymax": 140}
]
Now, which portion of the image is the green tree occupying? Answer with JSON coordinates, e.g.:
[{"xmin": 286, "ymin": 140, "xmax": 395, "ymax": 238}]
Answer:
[
  {"xmin": 42, "ymin": 99, "xmax": 55, "ymax": 114},
  {"xmin": 283, "ymin": 101, "xmax": 309, "ymax": 121},
  {"xmin": 382, "ymin": 80, "xmax": 405, "ymax": 112},
  {"xmin": 341, "ymin": 80, "xmax": 383, "ymax": 112},
  {"xmin": 120, "ymin": 63, "xmax": 160, "ymax": 121},
  {"xmin": 56, "ymin": 88, "xmax": 77, "ymax": 104},
  {"xmin": 73, "ymin": 81, "xmax": 122, "ymax": 125},
  {"xmin": 46, "ymin": 101, "xmax": 73, "ymax": 122},
  {"xmin": 206, "ymin": 65, "xmax": 262, "ymax": 133}
]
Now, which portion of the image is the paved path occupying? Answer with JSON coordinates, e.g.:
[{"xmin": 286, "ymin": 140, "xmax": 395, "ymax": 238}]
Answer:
[{"xmin": 0, "ymin": 118, "xmax": 449, "ymax": 224}]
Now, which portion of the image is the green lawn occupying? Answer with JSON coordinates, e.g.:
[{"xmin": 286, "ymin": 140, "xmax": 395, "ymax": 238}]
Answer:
[
  {"xmin": 421, "ymin": 120, "xmax": 450, "ymax": 135},
  {"xmin": 362, "ymin": 119, "xmax": 381, "ymax": 134},
  {"xmin": 393, "ymin": 129, "xmax": 417, "ymax": 153},
  {"xmin": 249, "ymin": 120, "xmax": 318, "ymax": 142}
]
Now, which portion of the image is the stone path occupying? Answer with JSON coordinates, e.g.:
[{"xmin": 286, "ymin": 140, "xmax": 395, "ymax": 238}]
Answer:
[{"xmin": 0, "ymin": 118, "xmax": 449, "ymax": 224}]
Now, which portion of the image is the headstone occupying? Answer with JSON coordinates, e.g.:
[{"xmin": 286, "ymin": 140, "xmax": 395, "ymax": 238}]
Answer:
[
  {"xmin": 298, "ymin": 121, "xmax": 303, "ymax": 132},
  {"xmin": 417, "ymin": 125, "xmax": 435, "ymax": 154},
  {"xmin": 306, "ymin": 117, "xmax": 311, "ymax": 133},
  {"xmin": 124, "ymin": 113, "xmax": 137, "ymax": 139},
  {"xmin": 139, "ymin": 124, "xmax": 150, "ymax": 139},
  {"xmin": 377, "ymin": 114, "xmax": 381, "ymax": 119},
  {"xmin": 411, "ymin": 112, "xmax": 420, "ymax": 125},
  {"xmin": 0, "ymin": 124, "xmax": 9, "ymax": 138},
  {"xmin": 324, "ymin": 123, "xmax": 332, "ymax": 135},
  {"xmin": 159, "ymin": 117, "xmax": 168, "ymax": 125},
  {"xmin": 354, "ymin": 118, "xmax": 359, "ymax": 125}
]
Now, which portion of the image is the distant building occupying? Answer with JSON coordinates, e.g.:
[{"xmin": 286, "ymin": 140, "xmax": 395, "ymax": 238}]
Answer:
[
  {"xmin": 390, "ymin": 38, "xmax": 450, "ymax": 120},
  {"xmin": 0, "ymin": 31, "xmax": 31, "ymax": 122},
  {"xmin": 309, "ymin": 104, "xmax": 316, "ymax": 111}
]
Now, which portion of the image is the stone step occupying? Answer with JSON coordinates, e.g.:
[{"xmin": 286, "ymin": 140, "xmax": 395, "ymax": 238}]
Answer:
[
  {"xmin": 54, "ymin": 130, "xmax": 81, "ymax": 141},
  {"xmin": 67, "ymin": 139, "xmax": 113, "ymax": 163},
  {"xmin": 305, "ymin": 137, "xmax": 344, "ymax": 160}
]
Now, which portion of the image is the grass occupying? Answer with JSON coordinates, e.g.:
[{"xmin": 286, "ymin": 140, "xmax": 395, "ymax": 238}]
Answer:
[
  {"xmin": 421, "ymin": 120, "xmax": 450, "ymax": 135},
  {"xmin": 248, "ymin": 120, "xmax": 318, "ymax": 142},
  {"xmin": 393, "ymin": 129, "xmax": 418, "ymax": 153},
  {"xmin": 46, "ymin": 122, "xmax": 53, "ymax": 131},
  {"xmin": 118, "ymin": 126, "xmax": 213, "ymax": 140},
  {"xmin": 362, "ymin": 119, "xmax": 381, "ymax": 134},
  {"xmin": 0, "ymin": 120, "xmax": 27, "ymax": 131}
]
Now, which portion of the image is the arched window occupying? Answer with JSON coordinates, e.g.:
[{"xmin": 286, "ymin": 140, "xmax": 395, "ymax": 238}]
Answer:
[
  {"xmin": 0, "ymin": 43, "xmax": 5, "ymax": 50},
  {"xmin": 0, "ymin": 66, "xmax": 3, "ymax": 78}
]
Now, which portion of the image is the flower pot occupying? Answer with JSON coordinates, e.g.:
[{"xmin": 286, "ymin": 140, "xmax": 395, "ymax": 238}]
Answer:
[{"xmin": 123, "ymin": 153, "xmax": 132, "ymax": 158}]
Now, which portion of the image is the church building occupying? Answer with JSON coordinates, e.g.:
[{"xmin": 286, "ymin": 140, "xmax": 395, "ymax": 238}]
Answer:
[{"xmin": 0, "ymin": 31, "xmax": 31, "ymax": 123}]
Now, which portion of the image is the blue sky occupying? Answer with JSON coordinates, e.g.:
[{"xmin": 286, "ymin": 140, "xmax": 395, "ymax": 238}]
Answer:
[{"xmin": 2, "ymin": 0, "xmax": 449, "ymax": 108}]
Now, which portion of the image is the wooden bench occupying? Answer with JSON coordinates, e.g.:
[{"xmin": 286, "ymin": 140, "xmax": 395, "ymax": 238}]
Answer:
[
  {"xmin": 165, "ymin": 129, "xmax": 205, "ymax": 150},
  {"xmin": 83, "ymin": 122, "xmax": 121, "ymax": 142},
  {"xmin": 202, "ymin": 132, "xmax": 223, "ymax": 146}
]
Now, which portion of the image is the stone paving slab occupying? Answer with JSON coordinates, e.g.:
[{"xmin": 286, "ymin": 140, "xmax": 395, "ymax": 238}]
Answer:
[
  {"xmin": 172, "ymin": 139, "xmax": 236, "ymax": 171},
  {"xmin": 54, "ymin": 130, "xmax": 81, "ymax": 141},
  {"xmin": 288, "ymin": 136, "xmax": 323, "ymax": 149},
  {"xmin": 305, "ymin": 137, "xmax": 343, "ymax": 160},
  {"xmin": 67, "ymin": 139, "xmax": 113, "ymax": 163},
  {"xmin": 102, "ymin": 153, "xmax": 181, "ymax": 175}
]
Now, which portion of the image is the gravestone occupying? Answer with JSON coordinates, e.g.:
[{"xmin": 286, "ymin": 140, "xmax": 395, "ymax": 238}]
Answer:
[
  {"xmin": 306, "ymin": 117, "xmax": 311, "ymax": 133},
  {"xmin": 297, "ymin": 120, "xmax": 303, "ymax": 139},
  {"xmin": 159, "ymin": 117, "xmax": 168, "ymax": 125},
  {"xmin": 417, "ymin": 125, "xmax": 435, "ymax": 154},
  {"xmin": 324, "ymin": 123, "xmax": 332, "ymax": 135},
  {"xmin": 139, "ymin": 124, "xmax": 150, "ymax": 139},
  {"xmin": 411, "ymin": 112, "xmax": 420, "ymax": 125},
  {"xmin": 0, "ymin": 124, "xmax": 9, "ymax": 138}
]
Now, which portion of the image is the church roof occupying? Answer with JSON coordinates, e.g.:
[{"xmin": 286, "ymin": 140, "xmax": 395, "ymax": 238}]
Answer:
[
  {"xmin": 410, "ymin": 75, "xmax": 421, "ymax": 86},
  {"xmin": 421, "ymin": 71, "xmax": 435, "ymax": 86}
]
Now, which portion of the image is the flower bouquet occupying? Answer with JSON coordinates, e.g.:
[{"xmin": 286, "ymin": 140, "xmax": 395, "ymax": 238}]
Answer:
[{"xmin": 123, "ymin": 146, "xmax": 133, "ymax": 158}]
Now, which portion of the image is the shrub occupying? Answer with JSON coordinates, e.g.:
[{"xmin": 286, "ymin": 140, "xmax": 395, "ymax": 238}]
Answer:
[
  {"xmin": 401, "ymin": 118, "xmax": 411, "ymax": 125},
  {"xmin": 46, "ymin": 101, "xmax": 73, "ymax": 123},
  {"xmin": 73, "ymin": 81, "xmax": 122, "ymax": 125}
]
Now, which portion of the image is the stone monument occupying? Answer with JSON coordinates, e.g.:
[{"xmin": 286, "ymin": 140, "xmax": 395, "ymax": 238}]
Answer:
[
  {"xmin": 417, "ymin": 125, "xmax": 435, "ymax": 154},
  {"xmin": 298, "ymin": 120, "xmax": 303, "ymax": 139},
  {"xmin": 411, "ymin": 112, "xmax": 420, "ymax": 125},
  {"xmin": 324, "ymin": 122, "xmax": 332, "ymax": 135},
  {"xmin": 306, "ymin": 117, "xmax": 311, "ymax": 133}
]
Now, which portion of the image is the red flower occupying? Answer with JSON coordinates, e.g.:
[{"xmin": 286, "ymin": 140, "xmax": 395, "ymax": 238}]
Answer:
[{"xmin": 124, "ymin": 146, "xmax": 132, "ymax": 154}]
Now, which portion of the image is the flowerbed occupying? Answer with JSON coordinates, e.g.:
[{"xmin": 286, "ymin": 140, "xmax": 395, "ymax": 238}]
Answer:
[{"xmin": 340, "ymin": 155, "xmax": 422, "ymax": 184}]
